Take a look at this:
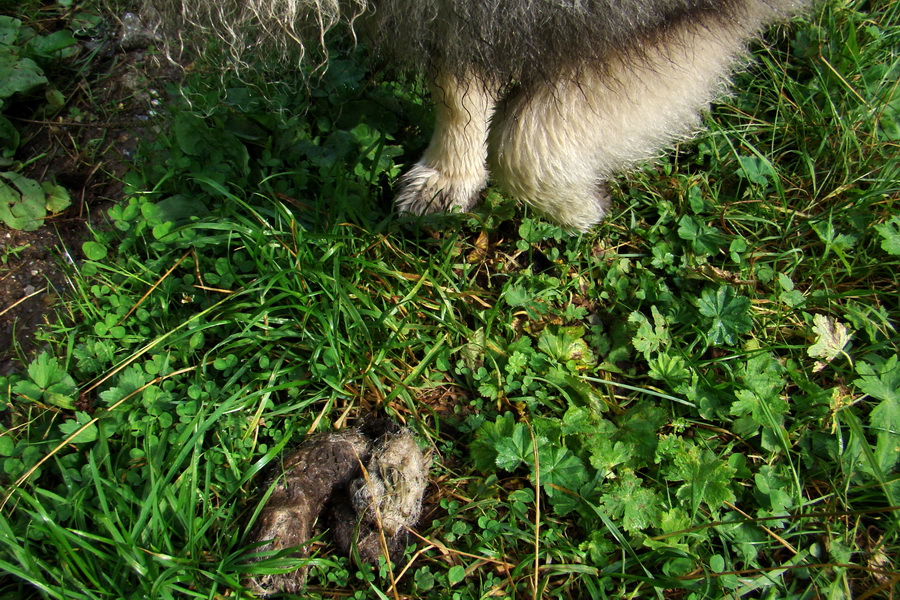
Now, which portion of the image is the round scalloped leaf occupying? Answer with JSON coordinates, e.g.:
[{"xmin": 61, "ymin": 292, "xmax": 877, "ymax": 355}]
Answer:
[{"xmin": 82, "ymin": 241, "xmax": 108, "ymax": 260}]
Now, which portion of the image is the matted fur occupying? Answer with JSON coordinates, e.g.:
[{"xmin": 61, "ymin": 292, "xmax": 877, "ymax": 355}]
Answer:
[{"xmin": 146, "ymin": 0, "xmax": 808, "ymax": 230}]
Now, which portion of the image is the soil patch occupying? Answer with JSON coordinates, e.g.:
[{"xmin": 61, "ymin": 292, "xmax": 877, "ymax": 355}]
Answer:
[{"xmin": 0, "ymin": 9, "xmax": 178, "ymax": 375}]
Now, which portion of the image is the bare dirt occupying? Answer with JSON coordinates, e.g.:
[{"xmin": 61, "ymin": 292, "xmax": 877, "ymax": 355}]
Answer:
[{"xmin": 0, "ymin": 10, "xmax": 176, "ymax": 375}]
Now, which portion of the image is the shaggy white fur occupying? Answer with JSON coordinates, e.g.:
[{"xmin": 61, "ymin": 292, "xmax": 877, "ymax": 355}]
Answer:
[
  {"xmin": 484, "ymin": 12, "xmax": 775, "ymax": 231},
  {"xmin": 147, "ymin": 0, "xmax": 808, "ymax": 230},
  {"xmin": 394, "ymin": 72, "xmax": 499, "ymax": 216}
]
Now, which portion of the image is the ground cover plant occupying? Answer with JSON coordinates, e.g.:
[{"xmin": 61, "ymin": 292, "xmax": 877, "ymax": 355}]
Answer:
[{"xmin": 1, "ymin": 0, "xmax": 899, "ymax": 598}]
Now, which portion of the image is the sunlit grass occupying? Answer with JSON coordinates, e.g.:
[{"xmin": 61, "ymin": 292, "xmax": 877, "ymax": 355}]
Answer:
[{"xmin": 1, "ymin": 0, "xmax": 898, "ymax": 598}]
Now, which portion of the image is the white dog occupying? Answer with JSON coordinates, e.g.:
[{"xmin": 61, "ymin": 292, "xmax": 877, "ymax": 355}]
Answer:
[{"xmin": 150, "ymin": 0, "xmax": 807, "ymax": 230}]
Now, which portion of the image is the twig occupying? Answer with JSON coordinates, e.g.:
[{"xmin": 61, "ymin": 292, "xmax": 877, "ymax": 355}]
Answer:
[{"xmin": 0, "ymin": 286, "xmax": 48, "ymax": 318}]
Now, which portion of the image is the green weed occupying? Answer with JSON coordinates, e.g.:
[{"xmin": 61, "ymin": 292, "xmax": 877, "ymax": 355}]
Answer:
[
  {"xmin": 0, "ymin": 12, "xmax": 76, "ymax": 230},
  {"xmin": 1, "ymin": 0, "xmax": 898, "ymax": 598}
]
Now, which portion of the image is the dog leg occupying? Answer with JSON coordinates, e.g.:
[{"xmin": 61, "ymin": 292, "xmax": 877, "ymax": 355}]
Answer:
[
  {"xmin": 488, "ymin": 13, "xmax": 771, "ymax": 232},
  {"xmin": 395, "ymin": 71, "xmax": 498, "ymax": 216}
]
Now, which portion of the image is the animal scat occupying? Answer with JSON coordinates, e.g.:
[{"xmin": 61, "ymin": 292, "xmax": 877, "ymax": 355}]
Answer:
[
  {"xmin": 333, "ymin": 429, "xmax": 431, "ymax": 563},
  {"xmin": 246, "ymin": 430, "xmax": 371, "ymax": 595},
  {"xmin": 246, "ymin": 425, "xmax": 431, "ymax": 595}
]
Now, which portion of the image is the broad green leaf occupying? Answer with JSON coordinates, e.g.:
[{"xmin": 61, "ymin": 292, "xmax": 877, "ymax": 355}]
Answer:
[
  {"xmin": 599, "ymin": 471, "xmax": 662, "ymax": 533},
  {"xmin": 535, "ymin": 443, "xmax": 586, "ymax": 499},
  {"xmin": 0, "ymin": 180, "xmax": 19, "ymax": 226},
  {"xmin": 697, "ymin": 286, "xmax": 752, "ymax": 346},
  {"xmin": 174, "ymin": 112, "xmax": 213, "ymax": 156},
  {"xmin": 874, "ymin": 216, "xmax": 900, "ymax": 256},
  {"xmin": 493, "ymin": 423, "xmax": 531, "ymax": 471},
  {"xmin": 470, "ymin": 412, "xmax": 516, "ymax": 472},
  {"xmin": 82, "ymin": 241, "xmax": 108, "ymax": 260},
  {"xmin": 0, "ymin": 114, "xmax": 19, "ymax": 152},
  {"xmin": 0, "ymin": 56, "xmax": 47, "ymax": 99},
  {"xmin": 537, "ymin": 325, "xmax": 594, "ymax": 368},
  {"xmin": 658, "ymin": 436, "xmax": 735, "ymax": 513},
  {"xmin": 0, "ymin": 171, "xmax": 45, "ymax": 230},
  {"xmin": 447, "ymin": 565, "xmax": 466, "ymax": 586},
  {"xmin": 43, "ymin": 182, "xmax": 71, "ymax": 213},
  {"xmin": 629, "ymin": 305, "xmax": 670, "ymax": 359},
  {"xmin": 59, "ymin": 412, "xmax": 97, "ymax": 444},
  {"xmin": 25, "ymin": 29, "xmax": 78, "ymax": 57},
  {"xmin": 0, "ymin": 16, "xmax": 22, "ymax": 46}
]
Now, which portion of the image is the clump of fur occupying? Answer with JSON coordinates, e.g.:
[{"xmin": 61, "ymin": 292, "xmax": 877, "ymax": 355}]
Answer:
[
  {"xmin": 143, "ymin": 0, "xmax": 810, "ymax": 231},
  {"xmin": 246, "ymin": 422, "xmax": 430, "ymax": 596},
  {"xmin": 143, "ymin": 0, "xmax": 367, "ymax": 66},
  {"xmin": 143, "ymin": 0, "xmax": 805, "ymax": 82}
]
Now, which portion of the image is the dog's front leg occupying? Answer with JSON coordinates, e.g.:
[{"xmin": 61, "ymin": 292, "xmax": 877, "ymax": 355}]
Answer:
[{"xmin": 395, "ymin": 71, "xmax": 498, "ymax": 216}]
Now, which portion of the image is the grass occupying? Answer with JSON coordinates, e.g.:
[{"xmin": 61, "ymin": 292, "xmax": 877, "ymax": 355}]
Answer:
[{"xmin": 1, "ymin": 0, "xmax": 899, "ymax": 598}]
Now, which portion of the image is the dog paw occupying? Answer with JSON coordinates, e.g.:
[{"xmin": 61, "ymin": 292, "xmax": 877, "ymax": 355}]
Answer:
[{"xmin": 394, "ymin": 163, "xmax": 485, "ymax": 216}]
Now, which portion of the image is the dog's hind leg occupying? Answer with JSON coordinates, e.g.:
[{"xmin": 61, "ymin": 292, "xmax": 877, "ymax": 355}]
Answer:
[
  {"xmin": 488, "ymin": 13, "xmax": 773, "ymax": 232},
  {"xmin": 395, "ymin": 71, "xmax": 499, "ymax": 216}
]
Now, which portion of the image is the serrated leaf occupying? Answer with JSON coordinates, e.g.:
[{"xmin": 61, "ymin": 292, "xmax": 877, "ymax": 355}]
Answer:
[
  {"xmin": 59, "ymin": 412, "xmax": 97, "ymax": 444},
  {"xmin": 99, "ymin": 365, "xmax": 148, "ymax": 406},
  {"xmin": 617, "ymin": 404, "xmax": 667, "ymax": 467},
  {"xmin": 658, "ymin": 436, "xmax": 735, "ymax": 513},
  {"xmin": 470, "ymin": 412, "xmax": 516, "ymax": 472},
  {"xmin": 27, "ymin": 352, "xmax": 75, "ymax": 392},
  {"xmin": 494, "ymin": 423, "xmax": 531, "ymax": 470},
  {"xmin": 697, "ymin": 286, "xmax": 752, "ymax": 346},
  {"xmin": 855, "ymin": 356, "xmax": 900, "ymax": 403},
  {"xmin": 12, "ymin": 353, "xmax": 76, "ymax": 405},
  {"xmin": 739, "ymin": 352, "xmax": 786, "ymax": 399},
  {"xmin": 538, "ymin": 325, "xmax": 594, "ymax": 368},
  {"xmin": 677, "ymin": 215, "xmax": 726, "ymax": 255},
  {"xmin": 503, "ymin": 284, "xmax": 531, "ymax": 307},
  {"xmin": 858, "ymin": 357, "xmax": 900, "ymax": 472},
  {"xmin": 44, "ymin": 390, "xmax": 75, "ymax": 410},
  {"xmin": 874, "ymin": 216, "xmax": 900, "ymax": 256},
  {"xmin": 535, "ymin": 443, "xmax": 586, "ymax": 498},
  {"xmin": 599, "ymin": 471, "xmax": 662, "ymax": 533},
  {"xmin": 629, "ymin": 306, "xmax": 670, "ymax": 359},
  {"xmin": 648, "ymin": 352, "xmax": 689, "ymax": 385},
  {"xmin": 12, "ymin": 380, "xmax": 42, "ymax": 401},
  {"xmin": 808, "ymin": 314, "xmax": 852, "ymax": 363}
]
